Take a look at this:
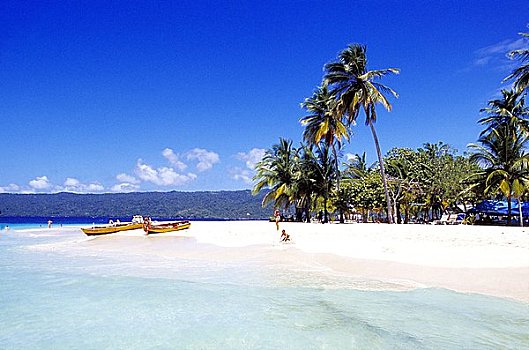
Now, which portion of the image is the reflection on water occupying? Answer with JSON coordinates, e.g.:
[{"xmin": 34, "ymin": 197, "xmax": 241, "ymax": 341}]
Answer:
[{"xmin": 0, "ymin": 229, "xmax": 528, "ymax": 349}]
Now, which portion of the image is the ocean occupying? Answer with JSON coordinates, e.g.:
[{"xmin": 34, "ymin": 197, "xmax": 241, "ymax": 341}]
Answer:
[{"xmin": 0, "ymin": 221, "xmax": 528, "ymax": 349}]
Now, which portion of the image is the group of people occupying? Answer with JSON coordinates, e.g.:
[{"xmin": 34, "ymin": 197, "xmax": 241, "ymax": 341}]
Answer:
[{"xmin": 274, "ymin": 209, "xmax": 291, "ymax": 243}]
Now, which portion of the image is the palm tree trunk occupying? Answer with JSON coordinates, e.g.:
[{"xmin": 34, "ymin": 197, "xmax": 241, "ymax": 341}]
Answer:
[
  {"xmin": 369, "ymin": 122, "xmax": 393, "ymax": 224},
  {"xmin": 518, "ymin": 197, "xmax": 523, "ymax": 227},
  {"xmin": 392, "ymin": 198, "xmax": 398, "ymax": 224},
  {"xmin": 332, "ymin": 143, "xmax": 345, "ymax": 223},
  {"xmin": 323, "ymin": 194, "xmax": 328, "ymax": 224},
  {"xmin": 304, "ymin": 196, "xmax": 311, "ymax": 223},
  {"xmin": 507, "ymin": 196, "xmax": 512, "ymax": 225},
  {"xmin": 332, "ymin": 143, "xmax": 340, "ymax": 192}
]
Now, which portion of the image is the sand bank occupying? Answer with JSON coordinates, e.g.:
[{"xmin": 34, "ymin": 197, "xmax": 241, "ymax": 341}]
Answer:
[
  {"xmin": 24, "ymin": 221, "xmax": 529, "ymax": 302},
  {"xmin": 184, "ymin": 221, "xmax": 529, "ymax": 301}
]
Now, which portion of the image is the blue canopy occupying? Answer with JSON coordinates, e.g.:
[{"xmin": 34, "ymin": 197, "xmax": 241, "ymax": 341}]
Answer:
[{"xmin": 471, "ymin": 200, "xmax": 529, "ymax": 216}]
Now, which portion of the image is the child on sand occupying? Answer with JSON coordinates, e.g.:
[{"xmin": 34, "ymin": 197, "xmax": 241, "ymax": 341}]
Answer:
[{"xmin": 280, "ymin": 229, "xmax": 290, "ymax": 242}]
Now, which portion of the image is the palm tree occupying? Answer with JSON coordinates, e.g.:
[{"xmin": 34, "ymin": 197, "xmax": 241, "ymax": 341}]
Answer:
[
  {"xmin": 505, "ymin": 30, "xmax": 529, "ymax": 94},
  {"xmin": 471, "ymin": 89, "xmax": 529, "ymax": 226},
  {"xmin": 302, "ymin": 143, "xmax": 336, "ymax": 223},
  {"xmin": 316, "ymin": 143, "xmax": 336, "ymax": 223},
  {"xmin": 324, "ymin": 44, "xmax": 400, "ymax": 223},
  {"xmin": 469, "ymin": 125, "xmax": 529, "ymax": 226},
  {"xmin": 292, "ymin": 143, "xmax": 321, "ymax": 222},
  {"xmin": 479, "ymin": 89, "xmax": 529, "ymax": 137},
  {"xmin": 301, "ymin": 85, "xmax": 349, "ymax": 222},
  {"xmin": 252, "ymin": 138, "xmax": 299, "ymax": 210},
  {"xmin": 301, "ymin": 85, "xmax": 349, "ymax": 182}
]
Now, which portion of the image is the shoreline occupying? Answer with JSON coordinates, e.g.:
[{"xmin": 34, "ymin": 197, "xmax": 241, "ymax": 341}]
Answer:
[
  {"xmin": 145, "ymin": 221, "xmax": 529, "ymax": 302},
  {"xmin": 16, "ymin": 220, "xmax": 529, "ymax": 302}
]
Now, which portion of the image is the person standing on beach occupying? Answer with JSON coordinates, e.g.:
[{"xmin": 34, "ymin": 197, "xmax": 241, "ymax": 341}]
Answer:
[
  {"xmin": 274, "ymin": 209, "xmax": 281, "ymax": 230},
  {"xmin": 47, "ymin": 220, "xmax": 52, "ymax": 229}
]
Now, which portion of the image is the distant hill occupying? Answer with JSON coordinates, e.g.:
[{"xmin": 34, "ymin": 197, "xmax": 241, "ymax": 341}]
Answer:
[{"xmin": 0, "ymin": 190, "xmax": 272, "ymax": 219}]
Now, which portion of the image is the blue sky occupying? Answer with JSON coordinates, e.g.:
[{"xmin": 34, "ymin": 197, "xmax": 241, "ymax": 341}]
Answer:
[{"xmin": 1, "ymin": 1, "xmax": 528, "ymax": 193}]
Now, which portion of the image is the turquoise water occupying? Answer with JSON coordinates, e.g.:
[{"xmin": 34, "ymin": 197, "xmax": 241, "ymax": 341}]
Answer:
[{"xmin": 1, "ymin": 229, "xmax": 528, "ymax": 349}]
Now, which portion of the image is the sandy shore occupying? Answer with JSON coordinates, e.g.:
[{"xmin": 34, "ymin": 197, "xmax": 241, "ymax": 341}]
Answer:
[
  {"xmin": 186, "ymin": 221, "xmax": 529, "ymax": 302},
  {"xmin": 23, "ymin": 221, "xmax": 529, "ymax": 302}
]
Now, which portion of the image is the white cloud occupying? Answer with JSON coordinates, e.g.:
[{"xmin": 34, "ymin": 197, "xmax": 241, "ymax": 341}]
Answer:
[
  {"xmin": 229, "ymin": 167, "xmax": 254, "ymax": 184},
  {"xmin": 111, "ymin": 182, "xmax": 140, "ymax": 193},
  {"xmin": 0, "ymin": 183, "xmax": 20, "ymax": 193},
  {"xmin": 115, "ymin": 148, "xmax": 217, "ymax": 190},
  {"xmin": 231, "ymin": 148, "xmax": 265, "ymax": 184},
  {"xmin": 86, "ymin": 183, "xmax": 105, "ymax": 192},
  {"xmin": 162, "ymin": 148, "xmax": 187, "ymax": 171},
  {"xmin": 345, "ymin": 153, "xmax": 356, "ymax": 161},
  {"xmin": 135, "ymin": 160, "xmax": 159, "ymax": 183},
  {"xmin": 473, "ymin": 38, "xmax": 527, "ymax": 69},
  {"xmin": 476, "ymin": 38, "xmax": 526, "ymax": 57},
  {"xmin": 29, "ymin": 176, "xmax": 50, "ymax": 190},
  {"xmin": 135, "ymin": 159, "xmax": 197, "ymax": 186},
  {"xmin": 60, "ymin": 177, "xmax": 104, "ymax": 193},
  {"xmin": 116, "ymin": 173, "xmax": 140, "ymax": 184},
  {"xmin": 64, "ymin": 177, "xmax": 80, "ymax": 187},
  {"xmin": 236, "ymin": 148, "xmax": 265, "ymax": 170},
  {"xmin": 186, "ymin": 148, "xmax": 220, "ymax": 172}
]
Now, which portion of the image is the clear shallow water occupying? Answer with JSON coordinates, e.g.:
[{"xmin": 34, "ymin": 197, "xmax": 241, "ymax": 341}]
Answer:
[{"xmin": 1, "ymin": 229, "xmax": 528, "ymax": 349}]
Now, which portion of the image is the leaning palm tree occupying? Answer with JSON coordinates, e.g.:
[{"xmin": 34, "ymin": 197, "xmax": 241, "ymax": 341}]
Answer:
[
  {"xmin": 324, "ymin": 44, "xmax": 399, "ymax": 223},
  {"xmin": 505, "ymin": 30, "xmax": 529, "ymax": 94},
  {"xmin": 252, "ymin": 138, "xmax": 299, "ymax": 209}
]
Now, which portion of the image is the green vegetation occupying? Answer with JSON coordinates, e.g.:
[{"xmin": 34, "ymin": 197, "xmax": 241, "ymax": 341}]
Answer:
[
  {"xmin": 468, "ymin": 90, "xmax": 529, "ymax": 225},
  {"xmin": 253, "ymin": 28, "xmax": 529, "ymax": 225},
  {"xmin": 0, "ymin": 191, "xmax": 270, "ymax": 219},
  {"xmin": 323, "ymin": 44, "xmax": 399, "ymax": 223}
]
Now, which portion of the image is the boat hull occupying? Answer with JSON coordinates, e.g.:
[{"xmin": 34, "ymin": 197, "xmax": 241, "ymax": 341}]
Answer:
[
  {"xmin": 81, "ymin": 223, "xmax": 143, "ymax": 236},
  {"xmin": 145, "ymin": 221, "xmax": 191, "ymax": 235}
]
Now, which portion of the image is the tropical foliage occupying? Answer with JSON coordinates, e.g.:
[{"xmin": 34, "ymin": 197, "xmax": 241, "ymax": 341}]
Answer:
[
  {"xmin": 468, "ymin": 89, "xmax": 529, "ymax": 225},
  {"xmin": 323, "ymin": 44, "xmax": 399, "ymax": 223},
  {"xmin": 253, "ymin": 25, "xmax": 529, "ymax": 226},
  {"xmin": 252, "ymin": 138, "xmax": 299, "ymax": 209}
]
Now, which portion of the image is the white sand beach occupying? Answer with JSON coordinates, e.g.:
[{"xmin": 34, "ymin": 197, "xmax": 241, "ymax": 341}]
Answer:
[{"xmin": 65, "ymin": 221, "xmax": 529, "ymax": 302}]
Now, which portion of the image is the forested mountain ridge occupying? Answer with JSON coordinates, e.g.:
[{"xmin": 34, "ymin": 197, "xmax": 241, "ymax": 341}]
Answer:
[{"xmin": 0, "ymin": 190, "xmax": 271, "ymax": 219}]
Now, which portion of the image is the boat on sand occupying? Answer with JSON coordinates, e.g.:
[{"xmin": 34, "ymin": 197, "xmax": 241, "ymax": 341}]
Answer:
[
  {"xmin": 81, "ymin": 216, "xmax": 144, "ymax": 236},
  {"xmin": 143, "ymin": 220, "xmax": 191, "ymax": 235}
]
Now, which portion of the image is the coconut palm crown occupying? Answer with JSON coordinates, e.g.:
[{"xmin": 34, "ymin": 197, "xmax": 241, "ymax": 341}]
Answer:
[
  {"xmin": 300, "ymin": 85, "xmax": 349, "ymax": 148},
  {"xmin": 252, "ymin": 138, "xmax": 298, "ymax": 209},
  {"xmin": 479, "ymin": 89, "xmax": 529, "ymax": 137}
]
